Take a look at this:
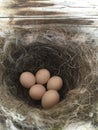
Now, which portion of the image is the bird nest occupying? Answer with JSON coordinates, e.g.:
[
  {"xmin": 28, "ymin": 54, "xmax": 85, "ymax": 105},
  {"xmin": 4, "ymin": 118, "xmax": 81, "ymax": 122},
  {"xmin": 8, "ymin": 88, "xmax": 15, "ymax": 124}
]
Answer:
[{"xmin": 0, "ymin": 26, "xmax": 98, "ymax": 130}]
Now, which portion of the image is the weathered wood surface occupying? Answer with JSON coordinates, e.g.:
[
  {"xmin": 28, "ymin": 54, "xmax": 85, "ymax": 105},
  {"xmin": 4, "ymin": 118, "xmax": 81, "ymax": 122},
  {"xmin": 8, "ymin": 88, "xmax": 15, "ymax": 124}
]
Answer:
[
  {"xmin": 0, "ymin": 0, "xmax": 98, "ymax": 19},
  {"xmin": 0, "ymin": 0, "xmax": 98, "ymax": 26}
]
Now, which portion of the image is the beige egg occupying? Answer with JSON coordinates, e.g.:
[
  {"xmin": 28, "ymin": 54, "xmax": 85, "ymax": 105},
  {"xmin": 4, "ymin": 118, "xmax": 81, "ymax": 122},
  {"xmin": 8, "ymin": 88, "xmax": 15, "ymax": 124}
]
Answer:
[
  {"xmin": 41, "ymin": 90, "xmax": 60, "ymax": 109},
  {"xmin": 19, "ymin": 72, "xmax": 35, "ymax": 88},
  {"xmin": 29, "ymin": 84, "xmax": 46, "ymax": 100},
  {"xmin": 35, "ymin": 69, "xmax": 50, "ymax": 84},
  {"xmin": 47, "ymin": 76, "xmax": 63, "ymax": 91}
]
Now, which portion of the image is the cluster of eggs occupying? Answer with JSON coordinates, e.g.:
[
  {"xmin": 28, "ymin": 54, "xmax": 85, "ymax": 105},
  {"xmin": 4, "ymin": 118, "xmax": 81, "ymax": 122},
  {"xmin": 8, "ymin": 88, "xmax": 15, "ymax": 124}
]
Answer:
[{"xmin": 19, "ymin": 69, "xmax": 63, "ymax": 109}]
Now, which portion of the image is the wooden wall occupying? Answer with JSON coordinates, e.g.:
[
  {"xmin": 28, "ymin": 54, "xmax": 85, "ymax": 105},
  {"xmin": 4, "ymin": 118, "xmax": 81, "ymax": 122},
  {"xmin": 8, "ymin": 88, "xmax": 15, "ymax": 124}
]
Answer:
[{"xmin": 0, "ymin": 0, "xmax": 98, "ymax": 26}]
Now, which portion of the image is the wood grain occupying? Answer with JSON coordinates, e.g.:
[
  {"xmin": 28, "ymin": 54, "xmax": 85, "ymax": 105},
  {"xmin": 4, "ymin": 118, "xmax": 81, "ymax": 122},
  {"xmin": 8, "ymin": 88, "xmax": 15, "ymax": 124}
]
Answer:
[
  {"xmin": 0, "ymin": 0, "xmax": 98, "ymax": 28},
  {"xmin": 0, "ymin": 0, "xmax": 98, "ymax": 19}
]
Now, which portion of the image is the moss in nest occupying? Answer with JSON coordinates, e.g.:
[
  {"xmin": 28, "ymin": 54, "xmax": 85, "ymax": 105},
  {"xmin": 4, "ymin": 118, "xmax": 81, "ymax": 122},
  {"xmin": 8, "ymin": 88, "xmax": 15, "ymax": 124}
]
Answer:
[{"xmin": 2, "ymin": 39, "xmax": 95, "ymax": 108}]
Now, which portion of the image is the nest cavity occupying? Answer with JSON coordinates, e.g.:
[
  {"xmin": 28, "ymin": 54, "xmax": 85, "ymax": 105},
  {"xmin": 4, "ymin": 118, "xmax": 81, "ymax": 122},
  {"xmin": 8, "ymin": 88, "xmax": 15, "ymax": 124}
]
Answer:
[{"xmin": 2, "ymin": 39, "xmax": 95, "ymax": 108}]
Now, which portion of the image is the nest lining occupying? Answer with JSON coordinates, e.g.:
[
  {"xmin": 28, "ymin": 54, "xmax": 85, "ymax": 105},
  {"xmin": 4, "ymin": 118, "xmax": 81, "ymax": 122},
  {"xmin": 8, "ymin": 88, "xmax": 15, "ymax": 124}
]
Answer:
[
  {"xmin": 2, "ymin": 40, "xmax": 95, "ymax": 107},
  {"xmin": 0, "ymin": 27, "xmax": 97, "ymax": 130}
]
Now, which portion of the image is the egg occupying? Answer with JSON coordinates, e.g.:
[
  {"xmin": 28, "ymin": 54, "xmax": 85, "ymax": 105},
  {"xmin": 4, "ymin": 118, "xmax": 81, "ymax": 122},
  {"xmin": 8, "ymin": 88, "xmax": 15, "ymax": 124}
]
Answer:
[
  {"xmin": 47, "ymin": 76, "xmax": 63, "ymax": 91},
  {"xmin": 41, "ymin": 90, "xmax": 60, "ymax": 109},
  {"xmin": 19, "ymin": 72, "xmax": 35, "ymax": 88},
  {"xmin": 35, "ymin": 69, "xmax": 50, "ymax": 84},
  {"xmin": 29, "ymin": 84, "xmax": 46, "ymax": 100}
]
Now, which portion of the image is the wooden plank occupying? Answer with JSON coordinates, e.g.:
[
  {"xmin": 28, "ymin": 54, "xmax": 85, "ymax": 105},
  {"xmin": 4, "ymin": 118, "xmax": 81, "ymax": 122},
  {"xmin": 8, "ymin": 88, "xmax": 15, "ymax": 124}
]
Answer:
[
  {"xmin": 0, "ymin": 0, "xmax": 98, "ymax": 31},
  {"xmin": 0, "ymin": 0, "xmax": 98, "ymax": 19}
]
